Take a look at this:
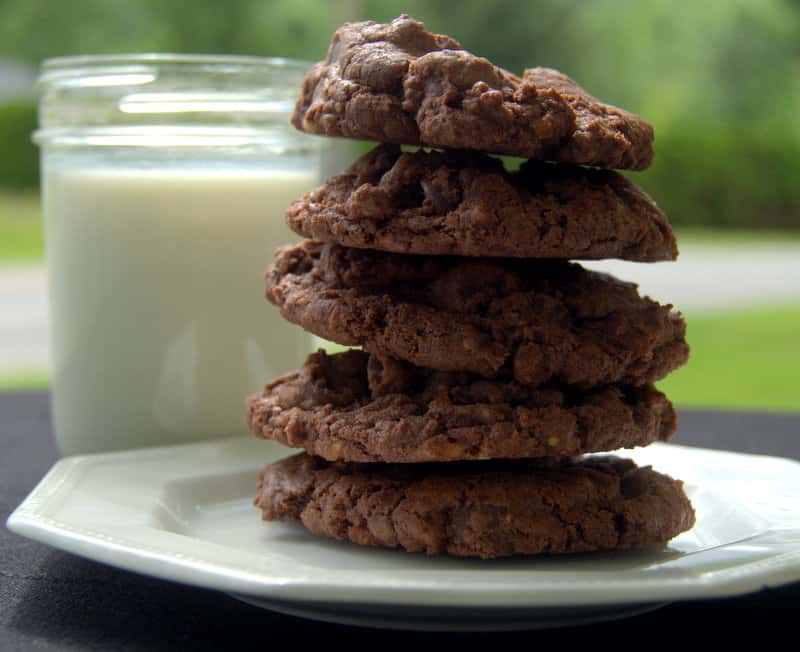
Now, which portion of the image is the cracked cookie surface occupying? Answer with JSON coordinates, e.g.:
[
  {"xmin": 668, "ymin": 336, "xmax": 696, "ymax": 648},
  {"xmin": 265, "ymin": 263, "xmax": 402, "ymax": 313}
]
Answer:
[
  {"xmin": 255, "ymin": 452, "xmax": 695, "ymax": 558},
  {"xmin": 247, "ymin": 350, "xmax": 676, "ymax": 463},
  {"xmin": 265, "ymin": 242, "xmax": 689, "ymax": 388},
  {"xmin": 287, "ymin": 145, "xmax": 676, "ymax": 261},
  {"xmin": 292, "ymin": 15, "xmax": 654, "ymax": 169}
]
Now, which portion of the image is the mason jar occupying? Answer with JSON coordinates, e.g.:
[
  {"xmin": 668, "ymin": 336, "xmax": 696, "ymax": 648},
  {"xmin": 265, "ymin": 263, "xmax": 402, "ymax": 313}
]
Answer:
[{"xmin": 35, "ymin": 55, "xmax": 323, "ymax": 455}]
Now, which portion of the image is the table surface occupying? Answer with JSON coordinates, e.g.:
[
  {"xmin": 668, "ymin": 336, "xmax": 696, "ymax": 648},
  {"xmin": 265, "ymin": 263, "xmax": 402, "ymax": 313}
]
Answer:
[{"xmin": 2, "ymin": 392, "xmax": 799, "ymax": 648}]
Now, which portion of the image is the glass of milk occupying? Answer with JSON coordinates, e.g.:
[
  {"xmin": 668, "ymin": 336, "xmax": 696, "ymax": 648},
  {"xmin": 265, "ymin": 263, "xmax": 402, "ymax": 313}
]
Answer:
[{"xmin": 35, "ymin": 55, "xmax": 324, "ymax": 456}]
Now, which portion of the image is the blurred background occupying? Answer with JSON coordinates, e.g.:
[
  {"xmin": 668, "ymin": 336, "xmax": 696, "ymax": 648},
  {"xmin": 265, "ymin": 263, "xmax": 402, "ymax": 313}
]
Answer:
[{"xmin": 0, "ymin": 0, "xmax": 798, "ymax": 410}]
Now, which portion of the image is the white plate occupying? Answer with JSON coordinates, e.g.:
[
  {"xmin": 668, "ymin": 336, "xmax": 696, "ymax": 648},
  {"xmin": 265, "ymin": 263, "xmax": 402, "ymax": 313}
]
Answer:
[{"xmin": 7, "ymin": 439, "xmax": 800, "ymax": 631}]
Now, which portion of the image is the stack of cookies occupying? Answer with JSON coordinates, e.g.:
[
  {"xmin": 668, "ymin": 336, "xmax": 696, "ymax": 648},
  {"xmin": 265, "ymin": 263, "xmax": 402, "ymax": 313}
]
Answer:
[{"xmin": 247, "ymin": 15, "xmax": 695, "ymax": 559}]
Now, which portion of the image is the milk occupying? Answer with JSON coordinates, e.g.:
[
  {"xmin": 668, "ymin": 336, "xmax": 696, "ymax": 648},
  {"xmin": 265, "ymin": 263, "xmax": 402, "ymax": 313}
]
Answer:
[{"xmin": 42, "ymin": 159, "xmax": 317, "ymax": 455}]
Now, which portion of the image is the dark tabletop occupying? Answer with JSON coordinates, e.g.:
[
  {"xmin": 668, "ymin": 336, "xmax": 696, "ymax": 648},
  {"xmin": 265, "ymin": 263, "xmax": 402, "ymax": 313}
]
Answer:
[{"xmin": 2, "ymin": 392, "xmax": 799, "ymax": 649}]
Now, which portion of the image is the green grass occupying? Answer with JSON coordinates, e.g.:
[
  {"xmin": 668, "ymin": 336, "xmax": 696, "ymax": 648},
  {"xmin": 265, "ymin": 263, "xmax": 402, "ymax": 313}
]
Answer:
[
  {"xmin": 658, "ymin": 305, "xmax": 800, "ymax": 411},
  {"xmin": 0, "ymin": 190, "xmax": 43, "ymax": 260},
  {"xmin": 0, "ymin": 371, "xmax": 49, "ymax": 391}
]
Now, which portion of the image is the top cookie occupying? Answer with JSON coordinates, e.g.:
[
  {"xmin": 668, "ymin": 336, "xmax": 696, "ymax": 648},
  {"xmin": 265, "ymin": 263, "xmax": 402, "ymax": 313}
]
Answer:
[{"xmin": 292, "ymin": 15, "xmax": 654, "ymax": 170}]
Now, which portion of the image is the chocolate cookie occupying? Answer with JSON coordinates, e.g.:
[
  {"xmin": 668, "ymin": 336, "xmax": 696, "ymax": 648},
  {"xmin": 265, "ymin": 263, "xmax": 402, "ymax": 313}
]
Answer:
[
  {"xmin": 292, "ymin": 15, "xmax": 654, "ymax": 170},
  {"xmin": 247, "ymin": 350, "xmax": 676, "ymax": 463},
  {"xmin": 256, "ymin": 453, "xmax": 695, "ymax": 558},
  {"xmin": 265, "ymin": 242, "xmax": 689, "ymax": 388},
  {"xmin": 287, "ymin": 145, "xmax": 676, "ymax": 261}
]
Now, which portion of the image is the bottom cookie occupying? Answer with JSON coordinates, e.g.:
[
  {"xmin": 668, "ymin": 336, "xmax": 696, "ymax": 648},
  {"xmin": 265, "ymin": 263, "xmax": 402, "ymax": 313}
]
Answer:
[{"xmin": 255, "ymin": 453, "xmax": 695, "ymax": 559}]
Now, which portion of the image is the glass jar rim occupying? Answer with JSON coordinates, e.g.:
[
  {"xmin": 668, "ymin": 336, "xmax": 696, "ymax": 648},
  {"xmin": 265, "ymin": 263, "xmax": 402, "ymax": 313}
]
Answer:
[
  {"xmin": 35, "ymin": 53, "xmax": 318, "ymax": 149},
  {"xmin": 40, "ymin": 53, "xmax": 314, "ymax": 76}
]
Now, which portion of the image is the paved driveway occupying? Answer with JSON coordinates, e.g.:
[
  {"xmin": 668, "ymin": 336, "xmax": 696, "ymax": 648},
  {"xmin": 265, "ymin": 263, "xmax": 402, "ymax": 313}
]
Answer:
[
  {"xmin": 585, "ymin": 242, "xmax": 800, "ymax": 312},
  {"xmin": 0, "ymin": 264, "xmax": 48, "ymax": 375}
]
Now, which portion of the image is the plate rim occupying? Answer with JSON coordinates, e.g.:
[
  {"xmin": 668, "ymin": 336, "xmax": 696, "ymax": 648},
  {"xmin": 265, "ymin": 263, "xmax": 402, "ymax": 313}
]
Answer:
[{"xmin": 7, "ymin": 439, "xmax": 800, "ymax": 608}]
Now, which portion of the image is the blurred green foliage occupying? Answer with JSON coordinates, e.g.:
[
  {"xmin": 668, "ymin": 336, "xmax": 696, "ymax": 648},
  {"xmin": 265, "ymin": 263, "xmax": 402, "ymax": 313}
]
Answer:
[
  {"xmin": 0, "ymin": 102, "xmax": 37, "ymax": 188},
  {"xmin": 0, "ymin": 0, "xmax": 336, "ymax": 62},
  {"xmin": 0, "ymin": 0, "xmax": 798, "ymax": 228}
]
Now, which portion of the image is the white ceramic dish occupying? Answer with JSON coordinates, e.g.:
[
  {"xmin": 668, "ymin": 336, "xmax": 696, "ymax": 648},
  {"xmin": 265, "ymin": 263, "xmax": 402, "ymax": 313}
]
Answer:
[{"xmin": 7, "ymin": 439, "xmax": 800, "ymax": 631}]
